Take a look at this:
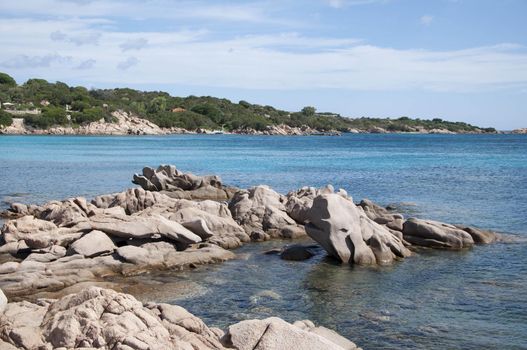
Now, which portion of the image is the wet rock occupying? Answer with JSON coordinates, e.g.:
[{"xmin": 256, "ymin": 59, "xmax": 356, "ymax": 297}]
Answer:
[
  {"xmin": 455, "ymin": 225, "xmax": 498, "ymax": 244},
  {"xmin": 250, "ymin": 230, "xmax": 270, "ymax": 242},
  {"xmin": 305, "ymin": 194, "xmax": 410, "ymax": 265},
  {"xmin": 280, "ymin": 244, "xmax": 317, "ymax": 261},
  {"xmin": 402, "ymin": 218, "xmax": 475, "ymax": 249}
]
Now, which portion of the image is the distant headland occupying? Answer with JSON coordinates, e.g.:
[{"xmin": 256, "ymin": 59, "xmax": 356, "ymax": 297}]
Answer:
[{"xmin": 0, "ymin": 72, "xmax": 500, "ymax": 136}]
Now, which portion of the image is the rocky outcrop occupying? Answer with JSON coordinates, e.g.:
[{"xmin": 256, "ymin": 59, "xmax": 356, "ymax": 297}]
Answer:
[
  {"xmin": 132, "ymin": 165, "xmax": 238, "ymax": 200},
  {"xmin": 0, "ymin": 165, "xmax": 500, "ymax": 297},
  {"xmin": 231, "ymin": 124, "xmax": 341, "ymax": 136},
  {"xmin": 93, "ymin": 188, "xmax": 175, "ymax": 215},
  {"xmin": 359, "ymin": 198, "xmax": 405, "ymax": 231},
  {"xmin": 305, "ymin": 194, "xmax": 411, "ymax": 265},
  {"xmin": 222, "ymin": 317, "xmax": 359, "ymax": 350},
  {"xmin": 0, "ymin": 287, "xmax": 357, "ymax": 350},
  {"xmin": 285, "ymin": 185, "xmax": 345, "ymax": 224},
  {"xmin": 402, "ymin": 218, "xmax": 498, "ymax": 248},
  {"xmin": 229, "ymin": 185, "xmax": 306, "ymax": 239},
  {"xmin": 511, "ymin": 128, "xmax": 527, "ymax": 134},
  {"xmin": 0, "ymin": 190, "xmax": 241, "ymax": 296}
]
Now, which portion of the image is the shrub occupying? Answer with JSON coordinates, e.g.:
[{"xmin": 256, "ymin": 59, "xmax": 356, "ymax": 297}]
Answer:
[{"xmin": 0, "ymin": 110, "xmax": 13, "ymax": 127}]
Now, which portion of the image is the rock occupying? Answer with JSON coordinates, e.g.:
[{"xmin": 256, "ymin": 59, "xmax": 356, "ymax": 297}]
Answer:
[
  {"xmin": 229, "ymin": 186, "xmax": 303, "ymax": 238},
  {"xmin": 1, "ymin": 215, "xmax": 83, "ymax": 249},
  {"xmin": 402, "ymin": 218, "xmax": 475, "ymax": 249},
  {"xmin": 285, "ymin": 185, "xmax": 340, "ymax": 224},
  {"xmin": 455, "ymin": 225, "xmax": 498, "ymax": 244},
  {"xmin": 305, "ymin": 194, "xmax": 410, "ymax": 265},
  {"xmin": 38, "ymin": 197, "xmax": 94, "ymax": 227},
  {"xmin": 167, "ymin": 206, "xmax": 249, "ymax": 249},
  {"xmin": 222, "ymin": 317, "xmax": 358, "ymax": 350},
  {"xmin": 0, "ymin": 244, "xmax": 234, "ymax": 298},
  {"xmin": 250, "ymin": 230, "xmax": 270, "ymax": 242},
  {"xmin": 116, "ymin": 245, "xmax": 152, "ymax": 265},
  {"xmin": 280, "ymin": 244, "xmax": 317, "ymax": 261},
  {"xmin": 67, "ymin": 230, "xmax": 116, "ymax": 258},
  {"xmin": 0, "ymin": 287, "xmax": 357, "ymax": 350},
  {"xmin": 132, "ymin": 165, "xmax": 236, "ymax": 200},
  {"xmin": 25, "ymin": 245, "xmax": 67, "ymax": 263},
  {"xmin": 293, "ymin": 320, "xmax": 359, "ymax": 350},
  {"xmin": 359, "ymin": 198, "xmax": 405, "ymax": 231},
  {"xmin": 88, "ymin": 213, "xmax": 202, "ymax": 247},
  {"xmin": 0, "ymin": 262, "xmax": 20, "ymax": 274},
  {"xmin": 511, "ymin": 128, "xmax": 527, "ymax": 134},
  {"xmin": 92, "ymin": 188, "xmax": 175, "ymax": 215},
  {"xmin": 0, "ymin": 288, "xmax": 7, "ymax": 313}
]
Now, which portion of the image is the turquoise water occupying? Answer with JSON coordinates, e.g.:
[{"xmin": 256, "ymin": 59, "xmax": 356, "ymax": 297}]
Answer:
[{"xmin": 0, "ymin": 134, "xmax": 526, "ymax": 349}]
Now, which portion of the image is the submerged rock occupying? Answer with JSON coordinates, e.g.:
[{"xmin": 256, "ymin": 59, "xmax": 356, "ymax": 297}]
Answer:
[{"xmin": 280, "ymin": 244, "xmax": 318, "ymax": 261}]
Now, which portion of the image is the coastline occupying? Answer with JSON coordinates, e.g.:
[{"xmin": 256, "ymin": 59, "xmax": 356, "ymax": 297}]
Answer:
[{"xmin": 0, "ymin": 110, "xmax": 505, "ymax": 136}]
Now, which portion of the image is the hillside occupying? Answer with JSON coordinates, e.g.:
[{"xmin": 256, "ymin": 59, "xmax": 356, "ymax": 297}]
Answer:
[{"xmin": 0, "ymin": 72, "xmax": 497, "ymax": 134}]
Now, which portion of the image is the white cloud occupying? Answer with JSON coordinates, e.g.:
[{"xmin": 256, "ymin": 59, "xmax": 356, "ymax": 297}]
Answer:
[
  {"xmin": 420, "ymin": 15, "xmax": 434, "ymax": 26},
  {"xmin": 76, "ymin": 59, "xmax": 96, "ymax": 70},
  {"xmin": 0, "ymin": 53, "xmax": 71, "ymax": 68},
  {"xmin": 117, "ymin": 57, "xmax": 139, "ymax": 70},
  {"xmin": 0, "ymin": 17, "xmax": 526, "ymax": 93},
  {"xmin": 50, "ymin": 30, "xmax": 101, "ymax": 45},
  {"xmin": 120, "ymin": 38, "xmax": 148, "ymax": 51}
]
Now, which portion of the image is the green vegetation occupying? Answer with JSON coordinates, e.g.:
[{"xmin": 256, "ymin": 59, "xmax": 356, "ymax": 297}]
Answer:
[
  {"xmin": 0, "ymin": 110, "xmax": 13, "ymax": 127},
  {"xmin": 0, "ymin": 71, "xmax": 496, "ymax": 133},
  {"xmin": 0, "ymin": 73, "xmax": 17, "ymax": 87}
]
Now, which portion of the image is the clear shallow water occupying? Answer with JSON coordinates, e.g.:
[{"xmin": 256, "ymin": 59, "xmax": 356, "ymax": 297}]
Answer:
[{"xmin": 0, "ymin": 134, "xmax": 526, "ymax": 349}]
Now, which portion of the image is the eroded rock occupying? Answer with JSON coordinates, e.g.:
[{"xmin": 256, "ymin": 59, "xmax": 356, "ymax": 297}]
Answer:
[{"xmin": 305, "ymin": 194, "xmax": 410, "ymax": 265}]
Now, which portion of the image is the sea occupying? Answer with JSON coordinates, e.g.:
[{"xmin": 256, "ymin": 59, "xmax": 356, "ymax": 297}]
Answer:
[{"xmin": 0, "ymin": 134, "xmax": 526, "ymax": 349}]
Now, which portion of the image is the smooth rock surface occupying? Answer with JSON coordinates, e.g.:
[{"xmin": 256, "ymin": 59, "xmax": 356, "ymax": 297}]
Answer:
[
  {"xmin": 403, "ymin": 218, "xmax": 476, "ymax": 249},
  {"xmin": 305, "ymin": 194, "xmax": 410, "ymax": 265},
  {"xmin": 67, "ymin": 230, "xmax": 116, "ymax": 258}
]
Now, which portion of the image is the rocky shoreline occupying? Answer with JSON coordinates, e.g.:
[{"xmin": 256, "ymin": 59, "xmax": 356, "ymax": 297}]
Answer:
[
  {"xmin": 0, "ymin": 110, "xmax": 504, "ymax": 136},
  {"xmin": 0, "ymin": 165, "xmax": 500, "ymax": 349}
]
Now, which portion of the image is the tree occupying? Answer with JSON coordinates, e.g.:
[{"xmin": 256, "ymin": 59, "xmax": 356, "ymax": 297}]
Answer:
[
  {"xmin": 301, "ymin": 106, "xmax": 316, "ymax": 116},
  {"xmin": 0, "ymin": 72, "xmax": 16, "ymax": 87},
  {"xmin": 148, "ymin": 96, "xmax": 167, "ymax": 114}
]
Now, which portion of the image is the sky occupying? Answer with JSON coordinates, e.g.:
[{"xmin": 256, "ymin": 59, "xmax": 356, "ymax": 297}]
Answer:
[{"xmin": 0, "ymin": 0, "xmax": 526, "ymax": 129}]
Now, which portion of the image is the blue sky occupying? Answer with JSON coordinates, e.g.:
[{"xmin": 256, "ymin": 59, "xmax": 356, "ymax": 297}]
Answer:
[{"xmin": 0, "ymin": 0, "xmax": 526, "ymax": 129}]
